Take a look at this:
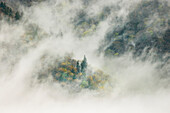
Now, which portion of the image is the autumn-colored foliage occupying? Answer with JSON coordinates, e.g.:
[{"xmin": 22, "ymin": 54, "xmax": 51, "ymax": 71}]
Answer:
[{"xmin": 45, "ymin": 56, "xmax": 110, "ymax": 90}]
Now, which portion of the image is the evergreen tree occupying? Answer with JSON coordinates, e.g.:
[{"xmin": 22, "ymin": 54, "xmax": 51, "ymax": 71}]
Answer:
[
  {"xmin": 0, "ymin": 2, "xmax": 5, "ymax": 9},
  {"xmin": 0, "ymin": 2, "xmax": 6, "ymax": 12},
  {"xmin": 0, "ymin": 2, "xmax": 4, "ymax": 7},
  {"xmin": 9, "ymin": 8, "xmax": 12, "ymax": 17},
  {"xmin": 4, "ymin": 7, "xmax": 9, "ymax": 15},
  {"xmin": 15, "ymin": 11, "xmax": 20, "ymax": 20},
  {"xmin": 76, "ymin": 61, "xmax": 80, "ymax": 73},
  {"xmin": 81, "ymin": 55, "xmax": 87, "ymax": 73}
]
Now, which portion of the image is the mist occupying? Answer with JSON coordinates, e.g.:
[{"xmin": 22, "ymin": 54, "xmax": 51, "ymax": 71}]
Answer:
[{"xmin": 0, "ymin": 0, "xmax": 170, "ymax": 113}]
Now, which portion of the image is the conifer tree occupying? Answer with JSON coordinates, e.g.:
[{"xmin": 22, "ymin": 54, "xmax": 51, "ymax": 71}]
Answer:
[
  {"xmin": 15, "ymin": 11, "xmax": 20, "ymax": 20},
  {"xmin": 0, "ymin": 2, "xmax": 4, "ymax": 7},
  {"xmin": 9, "ymin": 8, "xmax": 12, "ymax": 17},
  {"xmin": 0, "ymin": 2, "xmax": 6, "ymax": 12},
  {"xmin": 76, "ymin": 61, "xmax": 80, "ymax": 73},
  {"xmin": 81, "ymin": 55, "xmax": 87, "ymax": 73}
]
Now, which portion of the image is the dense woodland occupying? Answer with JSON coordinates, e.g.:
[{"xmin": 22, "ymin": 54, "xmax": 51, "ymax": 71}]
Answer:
[
  {"xmin": 0, "ymin": 0, "xmax": 169, "ymax": 90},
  {"xmin": 0, "ymin": 2, "xmax": 22, "ymax": 20},
  {"xmin": 36, "ymin": 55, "xmax": 110, "ymax": 90},
  {"xmin": 41, "ymin": 56, "xmax": 110, "ymax": 90}
]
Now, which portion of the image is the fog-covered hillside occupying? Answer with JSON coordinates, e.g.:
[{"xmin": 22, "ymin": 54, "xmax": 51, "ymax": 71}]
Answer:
[{"xmin": 0, "ymin": 0, "xmax": 169, "ymax": 113}]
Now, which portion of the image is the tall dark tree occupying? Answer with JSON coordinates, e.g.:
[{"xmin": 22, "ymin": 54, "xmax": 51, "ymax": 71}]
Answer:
[
  {"xmin": 0, "ymin": 2, "xmax": 6, "ymax": 12},
  {"xmin": 0, "ymin": 2, "xmax": 5, "ymax": 8},
  {"xmin": 76, "ymin": 61, "xmax": 80, "ymax": 73},
  {"xmin": 81, "ymin": 55, "xmax": 87, "ymax": 73},
  {"xmin": 0, "ymin": 2, "xmax": 4, "ymax": 7},
  {"xmin": 15, "ymin": 11, "xmax": 21, "ymax": 20},
  {"xmin": 9, "ymin": 8, "xmax": 12, "ymax": 17},
  {"xmin": 4, "ymin": 7, "xmax": 9, "ymax": 15}
]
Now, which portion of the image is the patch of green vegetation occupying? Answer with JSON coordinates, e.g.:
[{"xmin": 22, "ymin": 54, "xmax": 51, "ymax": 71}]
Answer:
[
  {"xmin": 0, "ymin": 2, "xmax": 22, "ymax": 20},
  {"xmin": 50, "ymin": 56, "xmax": 110, "ymax": 90}
]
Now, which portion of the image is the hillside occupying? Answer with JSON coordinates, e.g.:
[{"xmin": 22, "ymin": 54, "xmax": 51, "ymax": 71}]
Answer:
[
  {"xmin": 0, "ymin": 1, "xmax": 169, "ymax": 112},
  {"xmin": 103, "ymin": 0, "xmax": 170, "ymax": 57},
  {"xmin": 0, "ymin": 1, "xmax": 22, "ymax": 20}
]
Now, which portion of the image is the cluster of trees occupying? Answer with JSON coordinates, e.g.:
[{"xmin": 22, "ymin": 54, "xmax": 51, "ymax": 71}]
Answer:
[
  {"xmin": 79, "ymin": 69, "xmax": 109, "ymax": 89},
  {"xmin": 77, "ymin": 55, "xmax": 87, "ymax": 73},
  {"xmin": 74, "ymin": 6, "xmax": 112, "ymax": 37},
  {"xmin": 104, "ymin": 0, "xmax": 170, "ymax": 57},
  {"xmin": 51, "ymin": 55, "xmax": 109, "ymax": 90},
  {"xmin": 54, "ymin": 55, "xmax": 88, "ymax": 82},
  {"xmin": 0, "ymin": 2, "xmax": 22, "ymax": 20}
]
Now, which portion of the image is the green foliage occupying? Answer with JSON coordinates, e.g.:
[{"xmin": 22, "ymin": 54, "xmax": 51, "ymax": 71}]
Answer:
[
  {"xmin": 80, "ymin": 80, "xmax": 89, "ymax": 88},
  {"xmin": 114, "ymin": 53, "xmax": 119, "ymax": 56},
  {"xmin": 0, "ymin": 2, "xmax": 22, "ymax": 20},
  {"xmin": 48, "ymin": 55, "xmax": 109, "ymax": 90},
  {"xmin": 15, "ymin": 11, "xmax": 21, "ymax": 20},
  {"xmin": 76, "ymin": 61, "xmax": 80, "ymax": 73},
  {"xmin": 104, "ymin": 0, "xmax": 170, "ymax": 56},
  {"xmin": 81, "ymin": 55, "xmax": 87, "ymax": 73},
  {"xmin": 105, "ymin": 49, "xmax": 114, "ymax": 56}
]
